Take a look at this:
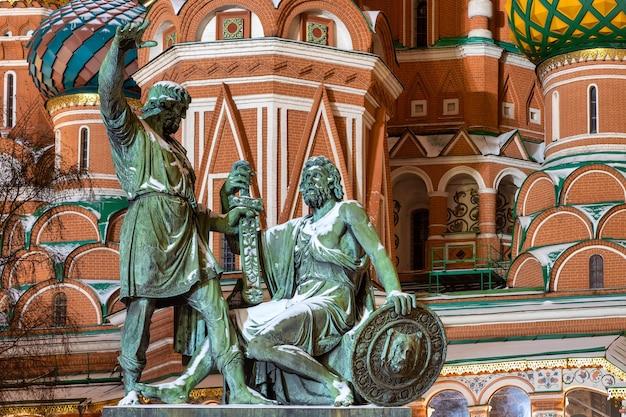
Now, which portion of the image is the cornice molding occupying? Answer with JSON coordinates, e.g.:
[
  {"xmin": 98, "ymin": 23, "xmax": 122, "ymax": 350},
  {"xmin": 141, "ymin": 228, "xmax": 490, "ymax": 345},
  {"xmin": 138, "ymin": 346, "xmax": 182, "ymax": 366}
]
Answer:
[{"xmin": 134, "ymin": 38, "xmax": 403, "ymax": 100}]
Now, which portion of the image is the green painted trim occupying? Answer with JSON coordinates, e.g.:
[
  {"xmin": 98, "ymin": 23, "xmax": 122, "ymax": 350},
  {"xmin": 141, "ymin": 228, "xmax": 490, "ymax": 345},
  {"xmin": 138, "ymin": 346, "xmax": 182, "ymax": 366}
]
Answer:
[
  {"xmin": 433, "ymin": 36, "xmax": 468, "ymax": 47},
  {"xmin": 543, "ymin": 151, "xmax": 626, "ymax": 169},
  {"xmin": 466, "ymin": 36, "xmax": 495, "ymax": 45},
  {"xmin": 0, "ymin": 327, "xmax": 120, "ymax": 340},
  {"xmin": 468, "ymin": 129, "xmax": 499, "ymax": 137},
  {"xmin": 426, "ymin": 292, "xmax": 626, "ymax": 310},
  {"xmin": 445, "ymin": 346, "xmax": 608, "ymax": 365},
  {"xmin": 448, "ymin": 331, "xmax": 624, "ymax": 345},
  {"xmin": 496, "ymin": 40, "xmax": 522, "ymax": 54}
]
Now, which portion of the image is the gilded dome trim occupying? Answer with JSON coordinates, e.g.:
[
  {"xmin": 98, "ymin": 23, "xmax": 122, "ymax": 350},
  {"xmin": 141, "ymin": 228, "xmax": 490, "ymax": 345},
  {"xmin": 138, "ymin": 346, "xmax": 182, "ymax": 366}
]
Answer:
[
  {"xmin": 46, "ymin": 94, "xmax": 143, "ymax": 114},
  {"xmin": 537, "ymin": 48, "xmax": 626, "ymax": 81}
]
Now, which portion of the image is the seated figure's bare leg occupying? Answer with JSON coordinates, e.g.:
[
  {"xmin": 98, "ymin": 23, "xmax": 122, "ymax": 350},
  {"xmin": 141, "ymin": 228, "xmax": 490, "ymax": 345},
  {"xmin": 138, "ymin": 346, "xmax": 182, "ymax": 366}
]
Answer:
[{"xmin": 246, "ymin": 336, "xmax": 353, "ymax": 406}]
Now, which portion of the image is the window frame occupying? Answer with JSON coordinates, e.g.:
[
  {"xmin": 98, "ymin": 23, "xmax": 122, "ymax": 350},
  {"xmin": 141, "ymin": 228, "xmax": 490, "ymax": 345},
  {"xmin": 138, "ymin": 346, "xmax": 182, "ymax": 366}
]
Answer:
[
  {"xmin": 79, "ymin": 126, "xmax": 89, "ymax": 171},
  {"xmin": 588, "ymin": 84, "xmax": 598, "ymax": 134},
  {"xmin": 4, "ymin": 71, "xmax": 16, "ymax": 128},
  {"xmin": 52, "ymin": 292, "xmax": 68, "ymax": 327},
  {"xmin": 589, "ymin": 254, "xmax": 604, "ymax": 289}
]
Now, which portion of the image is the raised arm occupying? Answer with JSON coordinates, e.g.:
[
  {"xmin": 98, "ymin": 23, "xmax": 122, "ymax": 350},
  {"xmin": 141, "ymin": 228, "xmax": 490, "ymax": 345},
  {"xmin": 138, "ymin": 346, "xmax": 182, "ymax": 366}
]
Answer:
[
  {"xmin": 341, "ymin": 202, "xmax": 416, "ymax": 315},
  {"xmin": 99, "ymin": 20, "xmax": 156, "ymax": 121}
]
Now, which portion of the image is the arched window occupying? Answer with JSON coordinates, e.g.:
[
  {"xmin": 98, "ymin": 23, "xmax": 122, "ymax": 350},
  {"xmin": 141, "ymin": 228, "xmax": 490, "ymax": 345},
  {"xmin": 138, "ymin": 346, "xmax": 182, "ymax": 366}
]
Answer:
[
  {"xmin": 415, "ymin": 0, "xmax": 428, "ymax": 47},
  {"xmin": 427, "ymin": 390, "xmax": 469, "ymax": 417},
  {"xmin": 4, "ymin": 71, "xmax": 16, "ymax": 128},
  {"xmin": 79, "ymin": 127, "xmax": 89, "ymax": 171},
  {"xmin": 589, "ymin": 85, "xmax": 598, "ymax": 134},
  {"xmin": 55, "ymin": 129, "xmax": 62, "ymax": 170},
  {"xmin": 589, "ymin": 254, "xmax": 603, "ymax": 289},
  {"xmin": 52, "ymin": 292, "xmax": 67, "ymax": 327},
  {"xmin": 552, "ymin": 91, "xmax": 559, "ymax": 141},
  {"xmin": 489, "ymin": 386, "xmax": 531, "ymax": 416},
  {"xmin": 221, "ymin": 235, "xmax": 236, "ymax": 272},
  {"xmin": 411, "ymin": 209, "xmax": 429, "ymax": 270}
]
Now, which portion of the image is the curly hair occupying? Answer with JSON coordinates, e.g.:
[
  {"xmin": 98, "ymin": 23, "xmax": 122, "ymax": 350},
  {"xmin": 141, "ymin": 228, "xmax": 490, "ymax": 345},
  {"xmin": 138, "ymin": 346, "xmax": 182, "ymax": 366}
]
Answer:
[
  {"xmin": 300, "ymin": 155, "xmax": 344, "ymax": 201},
  {"xmin": 142, "ymin": 81, "xmax": 191, "ymax": 119}
]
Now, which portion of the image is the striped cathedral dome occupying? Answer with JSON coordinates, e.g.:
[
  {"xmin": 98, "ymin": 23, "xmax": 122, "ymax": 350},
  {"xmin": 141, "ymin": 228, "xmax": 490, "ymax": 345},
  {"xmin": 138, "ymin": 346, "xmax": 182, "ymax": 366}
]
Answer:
[
  {"xmin": 506, "ymin": 0, "xmax": 626, "ymax": 63},
  {"xmin": 26, "ymin": 0, "xmax": 146, "ymax": 99}
]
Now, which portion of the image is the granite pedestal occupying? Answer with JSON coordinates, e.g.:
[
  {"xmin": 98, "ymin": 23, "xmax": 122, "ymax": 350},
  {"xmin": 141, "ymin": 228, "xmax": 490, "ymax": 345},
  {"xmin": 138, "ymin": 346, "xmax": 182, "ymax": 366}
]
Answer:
[{"xmin": 103, "ymin": 405, "xmax": 412, "ymax": 417}]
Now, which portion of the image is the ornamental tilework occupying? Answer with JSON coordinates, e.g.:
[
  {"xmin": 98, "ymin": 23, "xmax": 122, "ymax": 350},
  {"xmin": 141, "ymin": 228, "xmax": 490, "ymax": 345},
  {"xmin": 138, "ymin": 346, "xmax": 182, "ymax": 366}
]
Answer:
[
  {"xmin": 306, "ymin": 21, "xmax": 328, "ymax": 45},
  {"xmin": 223, "ymin": 17, "xmax": 244, "ymax": 39},
  {"xmin": 563, "ymin": 367, "xmax": 617, "ymax": 389}
]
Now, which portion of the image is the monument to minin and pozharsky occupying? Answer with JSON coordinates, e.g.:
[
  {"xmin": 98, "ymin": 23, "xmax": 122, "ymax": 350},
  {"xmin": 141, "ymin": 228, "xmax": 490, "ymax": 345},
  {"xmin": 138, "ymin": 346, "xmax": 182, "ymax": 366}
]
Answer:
[{"xmin": 98, "ymin": 20, "xmax": 446, "ymax": 415}]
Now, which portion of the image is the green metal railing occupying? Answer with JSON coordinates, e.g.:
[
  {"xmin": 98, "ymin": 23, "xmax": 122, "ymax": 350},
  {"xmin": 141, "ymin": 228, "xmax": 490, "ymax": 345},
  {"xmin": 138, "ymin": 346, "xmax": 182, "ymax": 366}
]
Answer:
[{"xmin": 428, "ymin": 244, "xmax": 509, "ymax": 293}]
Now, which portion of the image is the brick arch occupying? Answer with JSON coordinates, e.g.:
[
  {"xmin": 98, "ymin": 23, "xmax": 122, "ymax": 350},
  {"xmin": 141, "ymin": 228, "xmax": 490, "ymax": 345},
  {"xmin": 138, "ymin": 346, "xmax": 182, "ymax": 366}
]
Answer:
[
  {"xmin": 138, "ymin": 2, "xmax": 179, "ymax": 65},
  {"xmin": 423, "ymin": 383, "xmax": 476, "ymax": 408},
  {"xmin": 437, "ymin": 166, "xmax": 487, "ymax": 192},
  {"xmin": 494, "ymin": 167, "xmax": 526, "ymax": 190},
  {"xmin": 13, "ymin": 279, "xmax": 102, "ymax": 328},
  {"xmin": 516, "ymin": 171, "xmax": 556, "ymax": 217},
  {"xmin": 511, "ymin": 221, "xmax": 525, "ymax": 259},
  {"xmin": 177, "ymin": 0, "xmax": 277, "ymax": 42},
  {"xmin": 105, "ymin": 288, "xmax": 125, "ymax": 317},
  {"xmin": 550, "ymin": 240, "xmax": 626, "ymax": 292},
  {"xmin": 2, "ymin": 248, "xmax": 55, "ymax": 289},
  {"xmin": 507, "ymin": 253, "xmax": 545, "ymax": 288},
  {"xmin": 65, "ymin": 243, "xmax": 120, "ymax": 280},
  {"xmin": 32, "ymin": 205, "xmax": 100, "ymax": 245},
  {"xmin": 371, "ymin": 11, "xmax": 397, "ymax": 70},
  {"xmin": 597, "ymin": 204, "xmax": 626, "ymax": 239},
  {"xmin": 1, "ymin": 217, "xmax": 25, "ymax": 256},
  {"xmin": 479, "ymin": 378, "xmax": 534, "ymax": 405},
  {"xmin": 0, "ymin": 137, "xmax": 36, "ymax": 176},
  {"xmin": 559, "ymin": 164, "xmax": 626, "ymax": 205},
  {"xmin": 521, "ymin": 207, "xmax": 593, "ymax": 252},
  {"xmin": 105, "ymin": 209, "xmax": 126, "ymax": 243},
  {"xmin": 277, "ymin": 0, "xmax": 372, "ymax": 52},
  {"xmin": 391, "ymin": 166, "xmax": 433, "ymax": 193}
]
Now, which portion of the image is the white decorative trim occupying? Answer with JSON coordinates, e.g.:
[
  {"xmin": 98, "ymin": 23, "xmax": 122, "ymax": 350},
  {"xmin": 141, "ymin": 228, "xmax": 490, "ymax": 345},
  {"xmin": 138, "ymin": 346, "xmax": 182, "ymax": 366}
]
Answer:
[
  {"xmin": 468, "ymin": 0, "xmax": 493, "ymax": 19},
  {"xmin": 468, "ymin": 28, "xmax": 492, "ymax": 39}
]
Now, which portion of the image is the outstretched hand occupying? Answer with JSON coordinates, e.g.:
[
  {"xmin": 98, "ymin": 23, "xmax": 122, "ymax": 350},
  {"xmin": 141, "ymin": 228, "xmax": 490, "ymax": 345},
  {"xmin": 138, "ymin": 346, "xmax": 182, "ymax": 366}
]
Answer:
[
  {"xmin": 114, "ymin": 20, "xmax": 157, "ymax": 52},
  {"xmin": 385, "ymin": 290, "xmax": 417, "ymax": 316}
]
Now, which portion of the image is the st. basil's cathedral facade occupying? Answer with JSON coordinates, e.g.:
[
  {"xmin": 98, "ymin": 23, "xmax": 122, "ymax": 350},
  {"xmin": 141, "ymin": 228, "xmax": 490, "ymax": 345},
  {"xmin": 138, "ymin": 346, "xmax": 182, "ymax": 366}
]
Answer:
[{"xmin": 1, "ymin": 0, "xmax": 626, "ymax": 416}]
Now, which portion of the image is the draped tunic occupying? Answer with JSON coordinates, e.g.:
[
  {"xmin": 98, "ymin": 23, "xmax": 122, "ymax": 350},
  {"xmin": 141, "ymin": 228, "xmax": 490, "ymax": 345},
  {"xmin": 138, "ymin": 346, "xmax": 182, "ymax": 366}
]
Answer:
[
  {"xmin": 103, "ymin": 107, "xmax": 221, "ymax": 304},
  {"xmin": 241, "ymin": 202, "xmax": 368, "ymax": 356}
]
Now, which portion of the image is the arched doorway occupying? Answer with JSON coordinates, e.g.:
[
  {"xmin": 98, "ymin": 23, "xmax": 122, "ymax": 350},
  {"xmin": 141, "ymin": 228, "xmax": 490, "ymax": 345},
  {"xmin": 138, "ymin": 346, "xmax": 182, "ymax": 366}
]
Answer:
[
  {"xmin": 488, "ymin": 386, "xmax": 530, "ymax": 417},
  {"xmin": 565, "ymin": 388, "xmax": 620, "ymax": 416},
  {"xmin": 392, "ymin": 173, "xmax": 428, "ymax": 273},
  {"xmin": 427, "ymin": 390, "xmax": 469, "ymax": 417}
]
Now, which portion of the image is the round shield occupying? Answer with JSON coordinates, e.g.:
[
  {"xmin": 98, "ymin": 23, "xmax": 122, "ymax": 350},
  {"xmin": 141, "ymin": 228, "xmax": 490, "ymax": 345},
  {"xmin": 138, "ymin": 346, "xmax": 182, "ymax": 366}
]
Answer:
[{"xmin": 350, "ymin": 302, "xmax": 446, "ymax": 406}]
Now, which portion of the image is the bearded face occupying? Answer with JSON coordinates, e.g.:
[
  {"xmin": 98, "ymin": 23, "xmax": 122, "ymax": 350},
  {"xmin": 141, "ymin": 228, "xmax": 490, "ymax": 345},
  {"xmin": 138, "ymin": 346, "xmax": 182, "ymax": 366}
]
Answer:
[
  {"xmin": 302, "ymin": 181, "xmax": 333, "ymax": 209},
  {"xmin": 300, "ymin": 166, "xmax": 333, "ymax": 209}
]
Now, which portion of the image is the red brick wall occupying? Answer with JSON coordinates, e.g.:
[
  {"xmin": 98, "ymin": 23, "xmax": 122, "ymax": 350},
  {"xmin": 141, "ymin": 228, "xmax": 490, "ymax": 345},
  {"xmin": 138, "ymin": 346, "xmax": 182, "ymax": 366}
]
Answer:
[
  {"xmin": 507, "ymin": 253, "xmax": 544, "ymax": 288},
  {"xmin": 560, "ymin": 165, "xmax": 626, "ymax": 205},
  {"xmin": 551, "ymin": 242, "xmax": 626, "ymax": 291}
]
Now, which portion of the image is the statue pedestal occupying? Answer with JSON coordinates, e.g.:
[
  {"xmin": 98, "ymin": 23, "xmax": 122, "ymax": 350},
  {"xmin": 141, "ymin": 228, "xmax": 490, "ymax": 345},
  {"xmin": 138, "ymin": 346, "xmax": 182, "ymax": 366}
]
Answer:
[{"xmin": 103, "ymin": 405, "xmax": 412, "ymax": 417}]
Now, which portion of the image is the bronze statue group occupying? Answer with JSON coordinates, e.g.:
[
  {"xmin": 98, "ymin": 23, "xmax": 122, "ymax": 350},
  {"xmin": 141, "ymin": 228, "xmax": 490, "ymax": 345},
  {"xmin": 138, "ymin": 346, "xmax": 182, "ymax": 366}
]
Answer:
[{"xmin": 100, "ymin": 20, "xmax": 421, "ymax": 408}]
